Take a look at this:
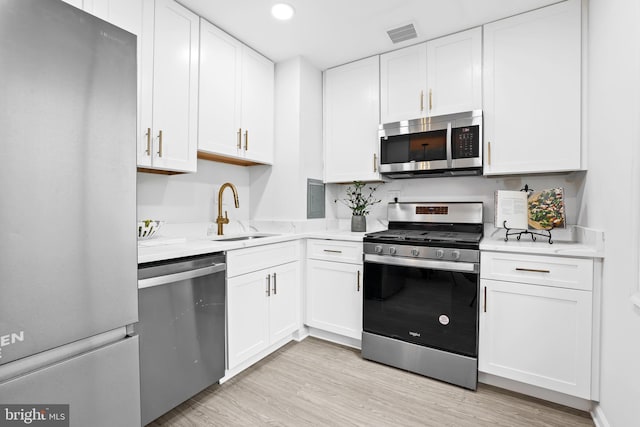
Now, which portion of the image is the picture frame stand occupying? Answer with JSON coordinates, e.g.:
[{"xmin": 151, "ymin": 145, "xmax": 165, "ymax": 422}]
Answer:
[{"xmin": 503, "ymin": 220, "xmax": 555, "ymax": 244}]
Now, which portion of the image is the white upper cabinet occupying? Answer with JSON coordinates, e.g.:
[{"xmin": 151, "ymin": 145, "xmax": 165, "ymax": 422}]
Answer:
[
  {"xmin": 324, "ymin": 56, "xmax": 381, "ymax": 183},
  {"xmin": 60, "ymin": 0, "xmax": 84, "ymax": 9},
  {"xmin": 198, "ymin": 20, "xmax": 242, "ymax": 160},
  {"xmin": 198, "ymin": 19, "xmax": 274, "ymax": 165},
  {"xmin": 380, "ymin": 27, "xmax": 481, "ymax": 123},
  {"xmin": 138, "ymin": 0, "xmax": 199, "ymax": 173},
  {"xmin": 380, "ymin": 44, "xmax": 427, "ymax": 124},
  {"xmin": 483, "ymin": 0, "xmax": 582, "ymax": 175},
  {"xmin": 240, "ymin": 47, "xmax": 275, "ymax": 164},
  {"xmin": 88, "ymin": 0, "xmax": 143, "ymax": 35},
  {"xmin": 426, "ymin": 27, "xmax": 482, "ymax": 116}
]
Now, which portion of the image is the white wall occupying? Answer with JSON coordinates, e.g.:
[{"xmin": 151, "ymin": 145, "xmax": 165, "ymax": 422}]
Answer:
[
  {"xmin": 583, "ymin": 0, "xmax": 640, "ymax": 425},
  {"xmin": 250, "ymin": 56, "xmax": 324, "ymax": 220},
  {"xmin": 137, "ymin": 159, "xmax": 251, "ymax": 223}
]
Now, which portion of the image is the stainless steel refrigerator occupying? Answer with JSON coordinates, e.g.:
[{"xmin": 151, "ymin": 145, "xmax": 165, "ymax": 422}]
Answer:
[{"xmin": 0, "ymin": 1, "xmax": 140, "ymax": 425}]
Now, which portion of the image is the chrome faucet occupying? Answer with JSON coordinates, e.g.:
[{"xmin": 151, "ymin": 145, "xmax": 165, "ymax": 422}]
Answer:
[{"xmin": 216, "ymin": 182, "xmax": 240, "ymax": 235}]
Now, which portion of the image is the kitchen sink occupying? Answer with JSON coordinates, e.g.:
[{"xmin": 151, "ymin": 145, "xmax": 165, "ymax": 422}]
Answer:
[{"xmin": 210, "ymin": 233, "xmax": 279, "ymax": 242}]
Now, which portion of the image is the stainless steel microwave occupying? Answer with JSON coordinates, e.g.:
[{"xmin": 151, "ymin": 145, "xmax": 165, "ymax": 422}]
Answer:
[{"xmin": 378, "ymin": 110, "xmax": 482, "ymax": 178}]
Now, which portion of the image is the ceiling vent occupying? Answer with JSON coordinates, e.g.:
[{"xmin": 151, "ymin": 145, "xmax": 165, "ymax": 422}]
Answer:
[{"xmin": 387, "ymin": 23, "xmax": 418, "ymax": 44}]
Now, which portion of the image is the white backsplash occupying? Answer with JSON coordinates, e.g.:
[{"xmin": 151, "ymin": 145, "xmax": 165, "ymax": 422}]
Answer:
[{"xmin": 327, "ymin": 172, "xmax": 586, "ymax": 227}]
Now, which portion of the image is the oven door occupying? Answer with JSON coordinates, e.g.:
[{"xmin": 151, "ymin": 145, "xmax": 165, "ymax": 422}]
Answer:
[{"xmin": 363, "ymin": 254, "xmax": 479, "ymax": 357}]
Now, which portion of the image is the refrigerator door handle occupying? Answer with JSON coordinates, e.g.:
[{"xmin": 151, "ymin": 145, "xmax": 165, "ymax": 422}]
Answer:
[
  {"xmin": 0, "ymin": 328, "xmax": 128, "ymax": 383},
  {"xmin": 138, "ymin": 263, "xmax": 226, "ymax": 289}
]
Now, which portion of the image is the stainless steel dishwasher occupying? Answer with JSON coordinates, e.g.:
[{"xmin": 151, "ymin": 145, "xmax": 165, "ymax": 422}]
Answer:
[{"xmin": 137, "ymin": 252, "xmax": 226, "ymax": 426}]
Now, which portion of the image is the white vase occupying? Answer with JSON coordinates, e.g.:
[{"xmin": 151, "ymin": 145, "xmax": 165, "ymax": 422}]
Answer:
[{"xmin": 351, "ymin": 215, "xmax": 366, "ymax": 232}]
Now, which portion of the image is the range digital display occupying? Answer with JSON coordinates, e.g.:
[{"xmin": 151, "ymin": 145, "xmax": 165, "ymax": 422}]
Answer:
[{"xmin": 416, "ymin": 206, "xmax": 448, "ymax": 215}]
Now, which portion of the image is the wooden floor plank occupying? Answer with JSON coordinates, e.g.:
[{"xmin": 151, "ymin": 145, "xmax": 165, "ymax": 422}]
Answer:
[{"xmin": 148, "ymin": 337, "xmax": 594, "ymax": 427}]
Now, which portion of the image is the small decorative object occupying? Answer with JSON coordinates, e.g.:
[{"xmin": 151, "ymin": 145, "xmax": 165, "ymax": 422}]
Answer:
[
  {"xmin": 498, "ymin": 185, "xmax": 564, "ymax": 244},
  {"xmin": 137, "ymin": 219, "xmax": 163, "ymax": 240},
  {"xmin": 335, "ymin": 181, "xmax": 381, "ymax": 232},
  {"xmin": 527, "ymin": 188, "xmax": 566, "ymax": 230}
]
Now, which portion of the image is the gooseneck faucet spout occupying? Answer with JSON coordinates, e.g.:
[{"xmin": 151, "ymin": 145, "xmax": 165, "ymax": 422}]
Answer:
[{"xmin": 216, "ymin": 182, "xmax": 240, "ymax": 235}]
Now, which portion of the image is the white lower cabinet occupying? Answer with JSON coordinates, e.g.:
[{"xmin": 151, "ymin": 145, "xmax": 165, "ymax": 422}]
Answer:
[
  {"xmin": 227, "ymin": 242, "xmax": 300, "ymax": 370},
  {"xmin": 305, "ymin": 240, "xmax": 363, "ymax": 340},
  {"xmin": 479, "ymin": 251, "xmax": 594, "ymax": 399}
]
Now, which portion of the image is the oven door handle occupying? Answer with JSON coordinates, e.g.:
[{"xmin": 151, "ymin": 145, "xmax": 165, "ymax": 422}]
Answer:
[{"xmin": 364, "ymin": 254, "xmax": 478, "ymax": 273}]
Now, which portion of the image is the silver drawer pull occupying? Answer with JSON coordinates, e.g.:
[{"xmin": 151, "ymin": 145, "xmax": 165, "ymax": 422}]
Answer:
[
  {"xmin": 323, "ymin": 249, "xmax": 342, "ymax": 254},
  {"xmin": 515, "ymin": 267, "xmax": 550, "ymax": 273},
  {"xmin": 266, "ymin": 274, "xmax": 271, "ymax": 296}
]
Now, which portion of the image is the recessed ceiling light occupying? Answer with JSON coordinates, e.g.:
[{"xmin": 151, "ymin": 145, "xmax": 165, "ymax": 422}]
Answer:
[{"xmin": 271, "ymin": 3, "xmax": 295, "ymax": 21}]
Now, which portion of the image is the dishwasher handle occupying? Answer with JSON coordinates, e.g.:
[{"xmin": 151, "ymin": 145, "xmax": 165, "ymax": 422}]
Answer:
[{"xmin": 138, "ymin": 263, "xmax": 226, "ymax": 289}]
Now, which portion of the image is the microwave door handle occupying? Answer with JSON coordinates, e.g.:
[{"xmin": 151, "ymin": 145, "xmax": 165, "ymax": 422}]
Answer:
[{"xmin": 446, "ymin": 122, "xmax": 453, "ymax": 168}]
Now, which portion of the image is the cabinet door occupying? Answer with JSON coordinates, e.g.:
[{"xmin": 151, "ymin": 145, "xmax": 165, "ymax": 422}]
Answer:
[
  {"xmin": 427, "ymin": 27, "xmax": 482, "ymax": 116},
  {"xmin": 88, "ymin": 0, "xmax": 146, "ymax": 169},
  {"xmin": 483, "ymin": 0, "xmax": 582, "ymax": 175},
  {"xmin": 479, "ymin": 279, "xmax": 592, "ymax": 398},
  {"xmin": 269, "ymin": 262, "xmax": 300, "ymax": 343},
  {"xmin": 89, "ymin": 0, "xmax": 142, "ymax": 34},
  {"xmin": 380, "ymin": 44, "xmax": 427, "ymax": 123},
  {"xmin": 324, "ymin": 56, "xmax": 380, "ymax": 183},
  {"xmin": 198, "ymin": 19, "xmax": 243, "ymax": 159},
  {"xmin": 138, "ymin": 0, "xmax": 155, "ymax": 167},
  {"xmin": 227, "ymin": 270, "xmax": 270, "ymax": 369},
  {"xmin": 148, "ymin": 0, "xmax": 199, "ymax": 172},
  {"xmin": 306, "ymin": 259, "xmax": 362, "ymax": 339},
  {"xmin": 240, "ymin": 46, "xmax": 275, "ymax": 164}
]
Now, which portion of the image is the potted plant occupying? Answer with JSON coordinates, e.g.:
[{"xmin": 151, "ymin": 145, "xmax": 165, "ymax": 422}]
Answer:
[{"xmin": 336, "ymin": 181, "xmax": 382, "ymax": 232}]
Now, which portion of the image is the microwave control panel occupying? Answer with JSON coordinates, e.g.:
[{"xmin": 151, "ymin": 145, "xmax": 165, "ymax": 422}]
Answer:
[{"xmin": 452, "ymin": 125, "xmax": 480, "ymax": 158}]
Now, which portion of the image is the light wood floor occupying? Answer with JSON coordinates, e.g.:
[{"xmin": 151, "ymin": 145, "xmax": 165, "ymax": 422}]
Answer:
[{"xmin": 149, "ymin": 337, "xmax": 594, "ymax": 427}]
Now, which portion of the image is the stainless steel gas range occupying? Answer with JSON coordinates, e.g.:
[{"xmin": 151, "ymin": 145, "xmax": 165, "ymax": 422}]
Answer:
[{"xmin": 361, "ymin": 202, "xmax": 483, "ymax": 390}]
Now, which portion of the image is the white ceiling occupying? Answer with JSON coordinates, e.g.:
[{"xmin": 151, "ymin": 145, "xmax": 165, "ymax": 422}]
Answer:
[{"xmin": 179, "ymin": 0, "xmax": 562, "ymax": 70}]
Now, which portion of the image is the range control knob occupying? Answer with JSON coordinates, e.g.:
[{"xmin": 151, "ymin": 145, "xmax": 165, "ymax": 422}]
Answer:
[
  {"xmin": 389, "ymin": 247, "xmax": 397, "ymax": 255},
  {"xmin": 451, "ymin": 250, "xmax": 461, "ymax": 260},
  {"xmin": 435, "ymin": 249, "xmax": 444, "ymax": 258},
  {"xmin": 411, "ymin": 248, "xmax": 420, "ymax": 257},
  {"xmin": 374, "ymin": 245, "xmax": 383, "ymax": 254}
]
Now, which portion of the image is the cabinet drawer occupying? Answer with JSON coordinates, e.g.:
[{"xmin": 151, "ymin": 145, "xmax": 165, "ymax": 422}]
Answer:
[
  {"xmin": 227, "ymin": 241, "xmax": 300, "ymax": 278},
  {"xmin": 306, "ymin": 239, "xmax": 363, "ymax": 264},
  {"xmin": 480, "ymin": 251, "xmax": 593, "ymax": 291}
]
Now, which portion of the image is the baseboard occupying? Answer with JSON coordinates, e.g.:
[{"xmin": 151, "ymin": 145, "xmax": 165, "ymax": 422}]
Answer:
[
  {"xmin": 591, "ymin": 404, "xmax": 611, "ymax": 427},
  {"xmin": 478, "ymin": 372, "xmax": 593, "ymax": 412},
  {"xmin": 220, "ymin": 333, "xmax": 298, "ymax": 383},
  {"xmin": 307, "ymin": 326, "xmax": 361, "ymax": 349}
]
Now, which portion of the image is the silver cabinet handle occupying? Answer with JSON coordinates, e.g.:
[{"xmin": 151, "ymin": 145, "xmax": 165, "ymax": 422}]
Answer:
[
  {"xmin": 145, "ymin": 127, "xmax": 151, "ymax": 155},
  {"xmin": 515, "ymin": 267, "xmax": 551, "ymax": 273},
  {"xmin": 323, "ymin": 249, "xmax": 342, "ymax": 254},
  {"xmin": 138, "ymin": 263, "xmax": 226, "ymax": 289},
  {"xmin": 157, "ymin": 130, "xmax": 163, "ymax": 157},
  {"xmin": 357, "ymin": 270, "xmax": 361, "ymax": 292},
  {"xmin": 272, "ymin": 272, "xmax": 277, "ymax": 295},
  {"xmin": 266, "ymin": 274, "xmax": 271, "ymax": 296},
  {"xmin": 484, "ymin": 286, "xmax": 487, "ymax": 313}
]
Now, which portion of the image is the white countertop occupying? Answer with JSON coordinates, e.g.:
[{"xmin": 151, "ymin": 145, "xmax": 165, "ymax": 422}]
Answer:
[
  {"xmin": 480, "ymin": 224, "xmax": 605, "ymax": 259},
  {"xmin": 138, "ymin": 223, "xmax": 604, "ymax": 264},
  {"xmin": 138, "ymin": 230, "xmax": 366, "ymax": 264}
]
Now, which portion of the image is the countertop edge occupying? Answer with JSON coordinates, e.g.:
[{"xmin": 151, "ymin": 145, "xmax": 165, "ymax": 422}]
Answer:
[{"xmin": 138, "ymin": 231, "xmax": 366, "ymax": 264}]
